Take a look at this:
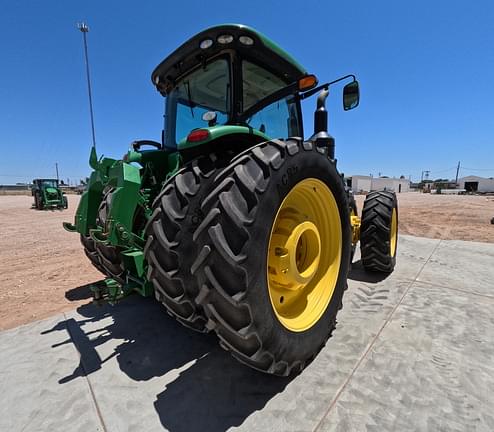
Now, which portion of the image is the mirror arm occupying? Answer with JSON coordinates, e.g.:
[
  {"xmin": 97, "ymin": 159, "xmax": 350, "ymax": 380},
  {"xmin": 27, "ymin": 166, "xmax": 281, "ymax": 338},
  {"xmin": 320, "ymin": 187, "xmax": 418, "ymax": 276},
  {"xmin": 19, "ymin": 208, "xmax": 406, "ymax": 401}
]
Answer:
[
  {"xmin": 238, "ymin": 74, "xmax": 356, "ymax": 123},
  {"xmin": 299, "ymin": 74, "xmax": 356, "ymax": 100}
]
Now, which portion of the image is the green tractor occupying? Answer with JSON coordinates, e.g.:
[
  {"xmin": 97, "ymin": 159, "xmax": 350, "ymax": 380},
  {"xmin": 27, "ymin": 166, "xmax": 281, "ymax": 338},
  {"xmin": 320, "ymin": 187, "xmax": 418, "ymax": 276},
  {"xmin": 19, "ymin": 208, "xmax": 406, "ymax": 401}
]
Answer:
[
  {"xmin": 32, "ymin": 178, "xmax": 68, "ymax": 210},
  {"xmin": 64, "ymin": 24, "xmax": 398, "ymax": 375}
]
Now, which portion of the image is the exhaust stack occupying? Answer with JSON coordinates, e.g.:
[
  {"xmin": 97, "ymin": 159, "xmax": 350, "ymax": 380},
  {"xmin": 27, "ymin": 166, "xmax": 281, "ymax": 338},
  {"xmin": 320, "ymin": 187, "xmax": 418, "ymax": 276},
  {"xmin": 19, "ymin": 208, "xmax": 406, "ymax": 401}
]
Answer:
[{"xmin": 310, "ymin": 89, "xmax": 335, "ymax": 159}]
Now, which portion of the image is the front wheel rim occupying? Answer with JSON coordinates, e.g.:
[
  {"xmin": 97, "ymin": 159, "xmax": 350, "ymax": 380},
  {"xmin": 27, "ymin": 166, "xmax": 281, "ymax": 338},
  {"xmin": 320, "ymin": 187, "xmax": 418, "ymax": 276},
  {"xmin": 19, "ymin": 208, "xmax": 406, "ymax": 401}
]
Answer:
[
  {"xmin": 390, "ymin": 207, "xmax": 397, "ymax": 257},
  {"xmin": 267, "ymin": 178, "xmax": 342, "ymax": 332}
]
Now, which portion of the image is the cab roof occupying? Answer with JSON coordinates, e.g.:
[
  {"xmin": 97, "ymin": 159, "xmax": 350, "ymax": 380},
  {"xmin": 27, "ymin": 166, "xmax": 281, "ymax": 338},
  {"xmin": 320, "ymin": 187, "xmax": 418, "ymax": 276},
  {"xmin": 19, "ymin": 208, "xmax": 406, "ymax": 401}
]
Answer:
[{"xmin": 151, "ymin": 24, "xmax": 307, "ymax": 95}]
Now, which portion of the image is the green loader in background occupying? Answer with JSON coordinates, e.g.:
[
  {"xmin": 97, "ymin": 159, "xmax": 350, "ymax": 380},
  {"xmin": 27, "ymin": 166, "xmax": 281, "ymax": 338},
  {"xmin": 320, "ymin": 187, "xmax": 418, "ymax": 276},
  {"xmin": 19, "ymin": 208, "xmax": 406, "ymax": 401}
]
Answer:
[
  {"xmin": 64, "ymin": 24, "xmax": 398, "ymax": 376},
  {"xmin": 32, "ymin": 178, "xmax": 68, "ymax": 210}
]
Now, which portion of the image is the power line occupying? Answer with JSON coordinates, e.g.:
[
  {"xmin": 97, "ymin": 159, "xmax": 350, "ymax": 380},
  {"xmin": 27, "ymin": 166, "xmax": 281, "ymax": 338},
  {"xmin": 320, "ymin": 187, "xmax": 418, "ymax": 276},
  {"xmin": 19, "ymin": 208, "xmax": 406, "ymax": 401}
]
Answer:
[
  {"xmin": 461, "ymin": 166, "xmax": 494, "ymax": 171},
  {"xmin": 428, "ymin": 166, "xmax": 457, "ymax": 174}
]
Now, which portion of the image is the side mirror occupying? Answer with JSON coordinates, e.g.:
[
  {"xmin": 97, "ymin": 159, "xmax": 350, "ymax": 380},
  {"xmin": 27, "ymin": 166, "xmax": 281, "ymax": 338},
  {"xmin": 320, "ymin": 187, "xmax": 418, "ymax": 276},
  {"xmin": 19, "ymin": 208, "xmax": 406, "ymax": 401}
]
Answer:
[{"xmin": 343, "ymin": 80, "xmax": 360, "ymax": 111}]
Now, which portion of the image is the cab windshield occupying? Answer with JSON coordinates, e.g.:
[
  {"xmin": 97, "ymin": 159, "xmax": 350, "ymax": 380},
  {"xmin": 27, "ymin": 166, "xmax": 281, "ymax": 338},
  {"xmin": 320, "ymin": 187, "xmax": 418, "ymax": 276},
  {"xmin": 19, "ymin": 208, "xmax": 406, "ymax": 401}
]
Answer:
[
  {"xmin": 165, "ymin": 58, "xmax": 230, "ymax": 147},
  {"xmin": 41, "ymin": 180, "xmax": 58, "ymax": 188}
]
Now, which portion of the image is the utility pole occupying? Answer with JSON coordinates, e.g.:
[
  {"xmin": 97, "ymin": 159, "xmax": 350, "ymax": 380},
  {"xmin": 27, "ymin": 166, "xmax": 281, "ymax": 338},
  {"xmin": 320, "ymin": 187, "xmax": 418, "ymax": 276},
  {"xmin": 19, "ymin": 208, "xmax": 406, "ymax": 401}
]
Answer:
[
  {"xmin": 455, "ymin": 161, "xmax": 460, "ymax": 186},
  {"xmin": 77, "ymin": 22, "xmax": 97, "ymax": 151},
  {"xmin": 55, "ymin": 162, "xmax": 59, "ymax": 182},
  {"xmin": 421, "ymin": 170, "xmax": 430, "ymax": 182}
]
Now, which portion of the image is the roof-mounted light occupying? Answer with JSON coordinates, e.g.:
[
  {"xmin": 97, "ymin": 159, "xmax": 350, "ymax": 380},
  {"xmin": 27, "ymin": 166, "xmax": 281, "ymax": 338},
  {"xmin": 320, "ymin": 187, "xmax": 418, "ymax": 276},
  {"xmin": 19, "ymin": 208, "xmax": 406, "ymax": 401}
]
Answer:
[
  {"xmin": 199, "ymin": 39, "xmax": 213, "ymax": 49},
  {"xmin": 239, "ymin": 35, "xmax": 254, "ymax": 46},
  {"xmin": 217, "ymin": 34, "xmax": 233, "ymax": 44}
]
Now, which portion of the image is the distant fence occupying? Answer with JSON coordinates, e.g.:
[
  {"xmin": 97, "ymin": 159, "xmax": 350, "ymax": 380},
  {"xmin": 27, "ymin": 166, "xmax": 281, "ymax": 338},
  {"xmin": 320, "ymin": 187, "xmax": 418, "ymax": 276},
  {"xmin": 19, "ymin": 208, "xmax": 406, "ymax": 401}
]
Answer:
[
  {"xmin": 0, "ymin": 185, "xmax": 79, "ymax": 195},
  {"xmin": 0, "ymin": 185, "xmax": 31, "ymax": 195}
]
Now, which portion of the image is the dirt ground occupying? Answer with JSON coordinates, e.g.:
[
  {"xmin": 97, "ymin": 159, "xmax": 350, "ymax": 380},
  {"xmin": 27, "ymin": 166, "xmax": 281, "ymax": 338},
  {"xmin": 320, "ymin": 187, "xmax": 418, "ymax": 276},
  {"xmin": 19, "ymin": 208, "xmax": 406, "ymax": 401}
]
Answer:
[
  {"xmin": 0, "ymin": 195, "xmax": 102, "ymax": 331},
  {"xmin": 1, "ymin": 193, "xmax": 493, "ymax": 331},
  {"xmin": 355, "ymin": 192, "xmax": 494, "ymax": 243}
]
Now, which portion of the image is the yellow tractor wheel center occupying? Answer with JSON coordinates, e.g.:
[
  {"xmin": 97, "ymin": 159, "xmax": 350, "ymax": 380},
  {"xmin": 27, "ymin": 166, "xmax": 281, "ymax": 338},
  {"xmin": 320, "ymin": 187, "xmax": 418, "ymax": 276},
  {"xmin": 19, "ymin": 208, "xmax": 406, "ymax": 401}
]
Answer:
[
  {"xmin": 269, "ymin": 220, "xmax": 321, "ymax": 289},
  {"xmin": 267, "ymin": 178, "xmax": 342, "ymax": 332}
]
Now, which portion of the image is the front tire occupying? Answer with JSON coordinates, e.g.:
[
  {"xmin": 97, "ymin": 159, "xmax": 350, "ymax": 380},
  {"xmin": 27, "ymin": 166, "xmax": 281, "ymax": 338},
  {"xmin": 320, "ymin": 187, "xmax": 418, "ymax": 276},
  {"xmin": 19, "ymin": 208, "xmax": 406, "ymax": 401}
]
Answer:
[
  {"xmin": 94, "ymin": 189, "xmax": 126, "ymax": 284},
  {"xmin": 36, "ymin": 193, "xmax": 44, "ymax": 210},
  {"xmin": 80, "ymin": 234, "xmax": 106, "ymax": 275},
  {"xmin": 192, "ymin": 139, "xmax": 351, "ymax": 376},
  {"xmin": 360, "ymin": 190, "xmax": 398, "ymax": 272},
  {"xmin": 348, "ymin": 192, "xmax": 358, "ymax": 264}
]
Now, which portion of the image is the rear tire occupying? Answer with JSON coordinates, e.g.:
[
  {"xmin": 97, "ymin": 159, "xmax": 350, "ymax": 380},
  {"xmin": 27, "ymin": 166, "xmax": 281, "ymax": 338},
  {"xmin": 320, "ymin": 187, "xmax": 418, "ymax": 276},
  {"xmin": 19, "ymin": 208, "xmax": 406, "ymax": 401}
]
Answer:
[
  {"xmin": 144, "ymin": 153, "xmax": 232, "ymax": 332},
  {"xmin": 360, "ymin": 190, "xmax": 398, "ymax": 273},
  {"xmin": 192, "ymin": 139, "xmax": 351, "ymax": 376}
]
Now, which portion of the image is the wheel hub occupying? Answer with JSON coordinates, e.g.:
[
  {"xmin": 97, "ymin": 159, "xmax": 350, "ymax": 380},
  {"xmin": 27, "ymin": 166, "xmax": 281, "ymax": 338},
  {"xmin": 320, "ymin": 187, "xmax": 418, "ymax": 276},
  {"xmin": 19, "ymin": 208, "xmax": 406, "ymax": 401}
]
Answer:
[{"xmin": 269, "ymin": 219, "xmax": 321, "ymax": 290}]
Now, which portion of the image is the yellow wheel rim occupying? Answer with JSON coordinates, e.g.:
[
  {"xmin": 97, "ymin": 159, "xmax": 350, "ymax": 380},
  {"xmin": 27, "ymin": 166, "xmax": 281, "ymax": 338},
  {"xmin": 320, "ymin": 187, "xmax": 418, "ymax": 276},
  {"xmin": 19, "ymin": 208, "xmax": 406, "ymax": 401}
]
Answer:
[
  {"xmin": 390, "ymin": 207, "xmax": 397, "ymax": 257},
  {"xmin": 267, "ymin": 178, "xmax": 342, "ymax": 332}
]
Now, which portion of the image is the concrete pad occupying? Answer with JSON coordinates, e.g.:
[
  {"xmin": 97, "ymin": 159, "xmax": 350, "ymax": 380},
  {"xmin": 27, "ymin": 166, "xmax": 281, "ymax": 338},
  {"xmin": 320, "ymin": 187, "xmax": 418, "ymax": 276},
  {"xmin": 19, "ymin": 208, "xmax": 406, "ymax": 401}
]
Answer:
[
  {"xmin": 0, "ymin": 316, "xmax": 103, "ymax": 431},
  {"xmin": 318, "ymin": 282, "xmax": 494, "ymax": 432},
  {"xmin": 1, "ymin": 235, "xmax": 493, "ymax": 432},
  {"xmin": 417, "ymin": 239, "xmax": 494, "ymax": 297}
]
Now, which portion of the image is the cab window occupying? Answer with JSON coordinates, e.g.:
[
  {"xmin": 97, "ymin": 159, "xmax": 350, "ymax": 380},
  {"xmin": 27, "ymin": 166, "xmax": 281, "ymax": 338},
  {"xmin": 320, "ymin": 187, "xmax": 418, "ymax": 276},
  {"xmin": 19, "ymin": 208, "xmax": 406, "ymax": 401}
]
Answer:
[
  {"xmin": 168, "ymin": 59, "xmax": 230, "ymax": 145},
  {"xmin": 242, "ymin": 60, "xmax": 287, "ymax": 111},
  {"xmin": 246, "ymin": 96, "xmax": 301, "ymax": 139}
]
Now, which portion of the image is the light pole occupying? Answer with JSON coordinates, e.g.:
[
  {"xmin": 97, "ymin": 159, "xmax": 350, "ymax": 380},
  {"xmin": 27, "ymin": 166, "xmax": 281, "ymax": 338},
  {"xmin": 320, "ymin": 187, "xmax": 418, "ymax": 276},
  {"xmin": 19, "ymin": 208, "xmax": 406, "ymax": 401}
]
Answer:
[{"xmin": 77, "ymin": 22, "xmax": 97, "ymax": 152}]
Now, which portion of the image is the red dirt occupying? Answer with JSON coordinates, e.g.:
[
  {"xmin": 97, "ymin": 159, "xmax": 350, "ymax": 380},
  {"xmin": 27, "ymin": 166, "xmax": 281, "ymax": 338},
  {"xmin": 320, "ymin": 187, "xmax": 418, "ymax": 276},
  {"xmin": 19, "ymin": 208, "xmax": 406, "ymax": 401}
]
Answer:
[
  {"xmin": 0, "ymin": 195, "xmax": 102, "ymax": 331},
  {"xmin": 355, "ymin": 193, "xmax": 494, "ymax": 243}
]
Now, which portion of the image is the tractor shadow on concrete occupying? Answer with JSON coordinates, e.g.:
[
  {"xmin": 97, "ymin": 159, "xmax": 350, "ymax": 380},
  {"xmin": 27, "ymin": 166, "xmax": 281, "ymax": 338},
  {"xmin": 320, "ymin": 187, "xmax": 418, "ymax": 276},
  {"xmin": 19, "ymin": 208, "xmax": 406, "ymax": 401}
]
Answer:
[
  {"xmin": 348, "ymin": 259, "xmax": 391, "ymax": 283},
  {"xmin": 43, "ymin": 293, "xmax": 291, "ymax": 432}
]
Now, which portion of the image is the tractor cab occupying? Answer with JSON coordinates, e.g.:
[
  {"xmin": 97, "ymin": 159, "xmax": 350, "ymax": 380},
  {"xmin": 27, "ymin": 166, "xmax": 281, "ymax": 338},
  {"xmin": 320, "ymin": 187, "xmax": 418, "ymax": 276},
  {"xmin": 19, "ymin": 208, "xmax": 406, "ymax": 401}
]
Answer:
[
  {"xmin": 152, "ymin": 24, "xmax": 315, "ymax": 155},
  {"xmin": 33, "ymin": 178, "xmax": 59, "ymax": 190}
]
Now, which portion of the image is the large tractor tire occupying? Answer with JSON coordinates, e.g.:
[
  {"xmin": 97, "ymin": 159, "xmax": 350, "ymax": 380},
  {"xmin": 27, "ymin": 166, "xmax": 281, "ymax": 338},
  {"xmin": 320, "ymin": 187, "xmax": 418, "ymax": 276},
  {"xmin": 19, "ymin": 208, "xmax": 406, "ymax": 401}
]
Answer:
[
  {"xmin": 191, "ymin": 138, "xmax": 352, "ymax": 376},
  {"xmin": 144, "ymin": 153, "xmax": 232, "ymax": 332},
  {"xmin": 80, "ymin": 234, "xmax": 106, "ymax": 275},
  {"xmin": 36, "ymin": 192, "xmax": 44, "ymax": 210},
  {"xmin": 360, "ymin": 190, "xmax": 398, "ymax": 273},
  {"xmin": 94, "ymin": 189, "xmax": 126, "ymax": 284}
]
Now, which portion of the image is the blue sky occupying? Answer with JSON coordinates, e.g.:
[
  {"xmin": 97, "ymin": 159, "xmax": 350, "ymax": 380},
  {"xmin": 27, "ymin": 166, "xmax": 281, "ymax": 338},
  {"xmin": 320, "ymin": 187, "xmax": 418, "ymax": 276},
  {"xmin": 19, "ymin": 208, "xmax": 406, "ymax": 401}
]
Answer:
[{"xmin": 1, "ymin": 0, "xmax": 493, "ymax": 184}]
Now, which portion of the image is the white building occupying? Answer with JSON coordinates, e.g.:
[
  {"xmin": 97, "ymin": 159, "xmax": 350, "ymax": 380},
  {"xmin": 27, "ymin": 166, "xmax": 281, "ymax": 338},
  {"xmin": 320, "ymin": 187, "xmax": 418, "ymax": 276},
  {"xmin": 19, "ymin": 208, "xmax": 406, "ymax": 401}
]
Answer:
[
  {"xmin": 458, "ymin": 176, "xmax": 494, "ymax": 193},
  {"xmin": 348, "ymin": 176, "xmax": 410, "ymax": 194}
]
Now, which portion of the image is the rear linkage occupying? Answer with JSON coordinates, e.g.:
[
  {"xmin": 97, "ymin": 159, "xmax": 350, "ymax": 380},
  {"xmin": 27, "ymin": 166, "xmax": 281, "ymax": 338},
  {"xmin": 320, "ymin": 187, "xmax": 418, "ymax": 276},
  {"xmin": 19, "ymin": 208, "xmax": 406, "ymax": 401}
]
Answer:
[{"xmin": 64, "ymin": 145, "xmax": 181, "ymax": 302}]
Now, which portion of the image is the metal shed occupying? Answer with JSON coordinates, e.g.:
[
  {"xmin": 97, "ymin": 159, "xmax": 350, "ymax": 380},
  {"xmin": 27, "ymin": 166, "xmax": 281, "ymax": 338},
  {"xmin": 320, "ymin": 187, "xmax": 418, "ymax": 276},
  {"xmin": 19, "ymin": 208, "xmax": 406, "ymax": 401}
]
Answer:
[{"xmin": 458, "ymin": 176, "xmax": 494, "ymax": 193}]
